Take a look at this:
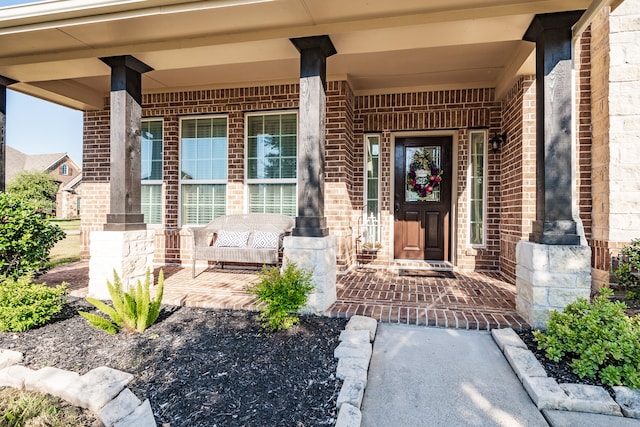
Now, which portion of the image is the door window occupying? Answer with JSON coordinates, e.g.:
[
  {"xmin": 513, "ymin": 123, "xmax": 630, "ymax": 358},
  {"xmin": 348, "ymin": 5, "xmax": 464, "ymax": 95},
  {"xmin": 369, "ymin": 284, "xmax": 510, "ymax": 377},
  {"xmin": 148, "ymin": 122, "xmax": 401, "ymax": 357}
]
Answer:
[{"xmin": 405, "ymin": 146, "xmax": 442, "ymax": 202}]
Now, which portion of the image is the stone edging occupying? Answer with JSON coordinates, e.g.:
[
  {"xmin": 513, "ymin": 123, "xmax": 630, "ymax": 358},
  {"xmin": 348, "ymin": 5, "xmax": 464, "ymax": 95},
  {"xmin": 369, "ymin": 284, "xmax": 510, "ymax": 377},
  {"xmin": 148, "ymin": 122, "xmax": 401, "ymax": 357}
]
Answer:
[
  {"xmin": 0, "ymin": 349, "xmax": 155, "ymax": 427},
  {"xmin": 491, "ymin": 328, "xmax": 640, "ymax": 420},
  {"xmin": 333, "ymin": 315, "xmax": 378, "ymax": 427}
]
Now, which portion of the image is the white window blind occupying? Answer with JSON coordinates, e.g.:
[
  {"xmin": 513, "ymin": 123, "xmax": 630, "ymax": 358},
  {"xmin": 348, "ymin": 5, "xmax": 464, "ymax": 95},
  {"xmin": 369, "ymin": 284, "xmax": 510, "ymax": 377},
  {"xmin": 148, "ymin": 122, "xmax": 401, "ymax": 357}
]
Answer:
[
  {"xmin": 246, "ymin": 112, "xmax": 297, "ymax": 215},
  {"xmin": 180, "ymin": 116, "xmax": 228, "ymax": 225}
]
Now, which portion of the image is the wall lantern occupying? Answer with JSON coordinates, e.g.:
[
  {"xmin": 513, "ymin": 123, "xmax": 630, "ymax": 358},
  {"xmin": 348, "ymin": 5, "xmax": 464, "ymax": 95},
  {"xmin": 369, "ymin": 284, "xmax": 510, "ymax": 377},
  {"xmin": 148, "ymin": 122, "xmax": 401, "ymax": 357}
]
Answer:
[{"xmin": 490, "ymin": 132, "xmax": 507, "ymax": 153}]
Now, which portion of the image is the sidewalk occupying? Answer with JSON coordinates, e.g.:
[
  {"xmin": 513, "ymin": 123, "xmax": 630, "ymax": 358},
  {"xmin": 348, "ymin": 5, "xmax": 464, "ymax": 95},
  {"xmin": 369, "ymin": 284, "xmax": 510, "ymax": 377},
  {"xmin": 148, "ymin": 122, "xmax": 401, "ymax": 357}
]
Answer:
[
  {"xmin": 360, "ymin": 324, "xmax": 640, "ymax": 427},
  {"xmin": 360, "ymin": 324, "xmax": 548, "ymax": 426}
]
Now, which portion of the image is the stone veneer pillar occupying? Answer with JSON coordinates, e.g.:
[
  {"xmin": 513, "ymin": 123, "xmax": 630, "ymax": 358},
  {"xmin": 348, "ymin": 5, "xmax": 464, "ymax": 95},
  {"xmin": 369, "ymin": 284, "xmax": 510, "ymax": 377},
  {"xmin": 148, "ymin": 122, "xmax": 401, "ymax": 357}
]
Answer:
[
  {"xmin": 517, "ymin": 12, "xmax": 591, "ymax": 328},
  {"xmin": 88, "ymin": 55, "xmax": 155, "ymax": 298},
  {"xmin": 286, "ymin": 36, "xmax": 337, "ymax": 312}
]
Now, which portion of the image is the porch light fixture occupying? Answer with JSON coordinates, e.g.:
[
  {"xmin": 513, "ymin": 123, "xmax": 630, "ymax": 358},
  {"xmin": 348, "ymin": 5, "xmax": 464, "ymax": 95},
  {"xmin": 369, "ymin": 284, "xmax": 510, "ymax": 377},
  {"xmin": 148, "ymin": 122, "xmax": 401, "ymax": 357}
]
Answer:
[{"xmin": 489, "ymin": 132, "xmax": 507, "ymax": 153}]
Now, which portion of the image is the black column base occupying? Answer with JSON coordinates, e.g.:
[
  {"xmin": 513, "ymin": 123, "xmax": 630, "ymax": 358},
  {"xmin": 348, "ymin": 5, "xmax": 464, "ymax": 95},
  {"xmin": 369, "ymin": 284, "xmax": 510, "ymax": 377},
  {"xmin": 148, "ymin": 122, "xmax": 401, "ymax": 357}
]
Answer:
[
  {"xmin": 292, "ymin": 216, "xmax": 329, "ymax": 237},
  {"xmin": 104, "ymin": 213, "xmax": 147, "ymax": 231},
  {"xmin": 529, "ymin": 220, "xmax": 580, "ymax": 245}
]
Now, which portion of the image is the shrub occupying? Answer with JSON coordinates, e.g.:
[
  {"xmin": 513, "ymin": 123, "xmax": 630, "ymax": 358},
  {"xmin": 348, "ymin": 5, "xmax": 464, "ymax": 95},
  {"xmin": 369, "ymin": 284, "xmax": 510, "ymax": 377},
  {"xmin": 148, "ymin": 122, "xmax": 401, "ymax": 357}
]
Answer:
[
  {"xmin": 249, "ymin": 261, "xmax": 314, "ymax": 331},
  {"xmin": 612, "ymin": 238, "xmax": 640, "ymax": 301},
  {"xmin": 79, "ymin": 268, "xmax": 164, "ymax": 334},
  {"xmin": 0, "ymin": 275, "xmax": 67, "ymax": 332},
  {"xmin": 533, "ymin": 288, "xmax": 640, "ymax": 387},
  {"xmin": 6, "ymin": 171, "xmax": 59, "ymax": 215},
  {"xmin": 0, "ymin": 193, "xmax": 66, "ymax": 278}
]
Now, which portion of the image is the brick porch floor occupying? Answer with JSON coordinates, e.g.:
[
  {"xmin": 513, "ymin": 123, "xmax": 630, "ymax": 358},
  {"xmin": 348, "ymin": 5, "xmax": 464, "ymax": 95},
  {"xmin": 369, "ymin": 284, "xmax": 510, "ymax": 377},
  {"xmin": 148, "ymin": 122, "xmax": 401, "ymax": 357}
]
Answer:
[{"xmin": 39, "ymin": 262, "xmax": 527, "ymax": 330}]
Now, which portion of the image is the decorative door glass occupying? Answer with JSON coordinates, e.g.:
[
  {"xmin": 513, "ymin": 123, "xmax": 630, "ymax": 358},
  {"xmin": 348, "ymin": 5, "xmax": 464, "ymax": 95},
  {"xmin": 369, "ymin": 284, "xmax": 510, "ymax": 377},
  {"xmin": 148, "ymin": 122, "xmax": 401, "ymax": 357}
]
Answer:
[{"xmin": 405, "ymin": 146, "xmax": 442, "ymax": 202}]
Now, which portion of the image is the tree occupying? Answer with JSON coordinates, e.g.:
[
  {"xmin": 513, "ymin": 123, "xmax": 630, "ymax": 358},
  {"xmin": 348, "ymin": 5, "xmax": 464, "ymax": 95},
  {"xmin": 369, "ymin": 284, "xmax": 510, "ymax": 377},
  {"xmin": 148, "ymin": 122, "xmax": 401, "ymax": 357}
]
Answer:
[{"xmin": 7, "ymin": 171, "xmax": 59, "ymax": 215}]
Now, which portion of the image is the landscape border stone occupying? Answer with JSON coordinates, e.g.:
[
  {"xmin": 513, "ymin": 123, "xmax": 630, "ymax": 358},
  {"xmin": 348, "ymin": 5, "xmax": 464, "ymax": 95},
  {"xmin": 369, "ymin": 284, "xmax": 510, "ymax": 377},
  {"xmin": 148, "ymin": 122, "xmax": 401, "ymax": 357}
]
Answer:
[
  {"xmin": 0, "ymin": 348, "xmax": 155, "ymax": 427},
  {"xmin": 491, "ymin": 327, "xmax": 640, "ymax": 420},
  {"xmin": 334, "ymin": 315, "xmax": 378, "ymax": 427}
]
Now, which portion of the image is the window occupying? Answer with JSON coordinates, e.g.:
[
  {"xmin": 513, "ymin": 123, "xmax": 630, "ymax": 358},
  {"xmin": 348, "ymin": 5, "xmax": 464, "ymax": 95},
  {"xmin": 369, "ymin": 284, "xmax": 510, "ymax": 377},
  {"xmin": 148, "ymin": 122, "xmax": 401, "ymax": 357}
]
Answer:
[
  {"xmin": 141, "ymin": 120, "xmax": 163, "ymax": 224},
  {"xmin": 180, "ymin": 116, "xmax": 228, "ymax": 225},
  {"xmin": 246, "ymin": 112, "xmax": 297, "ymax": 216},
  {"xmin": 363, "ymin": 135, "xmax": 381, "ymax": 246},
  {"xmin": 61, "ymin": 164, "xmax": 69, "ymax": 175},
  {"xmin": 469, "ymin": 130, "xmax": 487, "ymax": 246}
]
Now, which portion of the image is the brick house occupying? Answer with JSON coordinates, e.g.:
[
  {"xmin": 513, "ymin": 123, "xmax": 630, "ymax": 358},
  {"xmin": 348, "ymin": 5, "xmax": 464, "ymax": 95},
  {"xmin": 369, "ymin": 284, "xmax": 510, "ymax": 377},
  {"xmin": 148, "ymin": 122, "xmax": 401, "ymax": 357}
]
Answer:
[
  {"xmin": 0, "ymin": 0, "xmax": 638, "ymax": 322},
  {"xmin": 4, "ymin": 146, "xmax": 82, "ymax": 219}
]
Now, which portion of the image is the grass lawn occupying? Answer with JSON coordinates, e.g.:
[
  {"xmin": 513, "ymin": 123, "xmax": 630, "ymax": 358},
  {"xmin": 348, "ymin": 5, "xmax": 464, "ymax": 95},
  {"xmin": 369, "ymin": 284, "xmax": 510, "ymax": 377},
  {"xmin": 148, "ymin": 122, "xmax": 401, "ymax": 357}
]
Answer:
[
  {"xmin": 48, "ymin": 233, "xmax": 81, "ymax": 268},
  {"xmin": 50, "ymin": 219, "xmax": 80, "ymax": 231}
]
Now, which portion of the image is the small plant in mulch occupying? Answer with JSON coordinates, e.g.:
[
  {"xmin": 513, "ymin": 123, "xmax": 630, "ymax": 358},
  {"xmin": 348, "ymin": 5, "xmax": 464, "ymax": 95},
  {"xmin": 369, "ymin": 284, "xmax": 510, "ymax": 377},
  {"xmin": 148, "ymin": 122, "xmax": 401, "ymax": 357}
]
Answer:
[
  {"xmin": 79, "ymin": 268, "xmax": 164, "ymax": 334},
  {"xmin": 0, "ymin": 275, "xmax": 67, "ymax": 332},
  {"xmin": 533, "ymin": 288, "xmax": 640, "ymax": 388},
  {"xmin": 249, "ymin": 261, "xmax": 314, "ymax": 331}
]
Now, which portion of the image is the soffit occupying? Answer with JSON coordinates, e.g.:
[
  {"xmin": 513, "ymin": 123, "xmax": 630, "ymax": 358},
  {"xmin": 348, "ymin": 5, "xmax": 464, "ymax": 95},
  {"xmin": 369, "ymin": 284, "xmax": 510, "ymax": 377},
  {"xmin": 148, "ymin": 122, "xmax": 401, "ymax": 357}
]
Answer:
[{"xmin": 0, "ymin": 0, "xmax": 592, "ymax": 109}]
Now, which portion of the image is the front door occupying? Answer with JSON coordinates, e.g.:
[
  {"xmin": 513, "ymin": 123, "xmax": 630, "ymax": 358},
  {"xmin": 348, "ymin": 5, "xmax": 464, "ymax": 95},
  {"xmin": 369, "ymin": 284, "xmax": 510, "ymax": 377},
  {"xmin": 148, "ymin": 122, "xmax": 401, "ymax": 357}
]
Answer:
[{"xmin": 394, "ymin": 136, "xmax": 452, "ymax": 261}]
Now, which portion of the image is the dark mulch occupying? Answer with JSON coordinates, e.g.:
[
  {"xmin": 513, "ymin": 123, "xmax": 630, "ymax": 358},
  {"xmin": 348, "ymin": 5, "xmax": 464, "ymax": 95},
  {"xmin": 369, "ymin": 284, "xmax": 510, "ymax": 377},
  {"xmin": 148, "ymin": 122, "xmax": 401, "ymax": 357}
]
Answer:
[{"xmin": 0, "ymin": 297, "xmax": 347, "ymax": 427}]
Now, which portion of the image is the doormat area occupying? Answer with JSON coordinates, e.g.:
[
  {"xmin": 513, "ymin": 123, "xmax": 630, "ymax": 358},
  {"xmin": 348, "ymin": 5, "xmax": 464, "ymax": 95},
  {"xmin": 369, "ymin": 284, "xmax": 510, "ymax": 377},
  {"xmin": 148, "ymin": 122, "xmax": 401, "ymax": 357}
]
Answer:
[{"xmin": 399, "ymin": 269, "xmax": 456, "ymax": 279}]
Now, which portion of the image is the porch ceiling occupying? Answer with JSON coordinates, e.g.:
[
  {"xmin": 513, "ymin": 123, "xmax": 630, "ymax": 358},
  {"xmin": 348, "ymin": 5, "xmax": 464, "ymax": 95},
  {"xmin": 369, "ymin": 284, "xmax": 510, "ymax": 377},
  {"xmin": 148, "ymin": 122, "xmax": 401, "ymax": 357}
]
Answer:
[{"xmin": 0, "ymin": 0, "xmax": 593, "ymax": 110}]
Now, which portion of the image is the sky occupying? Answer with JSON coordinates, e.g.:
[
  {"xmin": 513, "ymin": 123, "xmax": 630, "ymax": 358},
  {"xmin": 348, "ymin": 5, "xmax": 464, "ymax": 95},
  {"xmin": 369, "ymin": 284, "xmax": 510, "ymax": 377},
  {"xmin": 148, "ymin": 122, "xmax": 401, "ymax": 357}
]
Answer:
[
  {"xmin": 6, "ymin": 90, "xmax": 84, "ymax": 164},
  {"xmin": 2, "ymin": 1, "xmax": 84, "ymax": 164}
]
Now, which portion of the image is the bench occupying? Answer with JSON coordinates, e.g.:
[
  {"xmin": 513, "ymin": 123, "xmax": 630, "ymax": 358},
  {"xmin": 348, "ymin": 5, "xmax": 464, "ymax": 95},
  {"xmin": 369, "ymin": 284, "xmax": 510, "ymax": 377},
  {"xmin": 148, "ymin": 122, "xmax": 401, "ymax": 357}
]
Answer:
[{"xmin": 189, "ymin": 213, "xmax": 295, "ymax": 277}]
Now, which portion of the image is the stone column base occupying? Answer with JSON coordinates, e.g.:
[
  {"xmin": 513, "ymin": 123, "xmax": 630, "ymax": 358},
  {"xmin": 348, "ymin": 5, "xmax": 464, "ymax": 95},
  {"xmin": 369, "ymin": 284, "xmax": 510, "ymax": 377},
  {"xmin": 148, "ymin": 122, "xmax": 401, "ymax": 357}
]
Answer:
[
  {"xmin": 283, "ymin": 235, "xmax": 337, "ymax": 314},
  {"xmin": 88, "ymin": 230, "xmax": 155, "ymax": 300},
  {"xmin": 516, "ymin": 241, "xmax": 591, "ymax": 329}
]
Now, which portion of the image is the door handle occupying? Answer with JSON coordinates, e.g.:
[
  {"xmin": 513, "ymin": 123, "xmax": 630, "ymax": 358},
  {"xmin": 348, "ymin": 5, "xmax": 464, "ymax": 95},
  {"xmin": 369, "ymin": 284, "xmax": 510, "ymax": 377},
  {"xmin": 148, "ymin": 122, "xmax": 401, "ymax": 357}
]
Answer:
[{"xmin": 394, "ymin": 202, "xmax": 400, "ymax": 212}]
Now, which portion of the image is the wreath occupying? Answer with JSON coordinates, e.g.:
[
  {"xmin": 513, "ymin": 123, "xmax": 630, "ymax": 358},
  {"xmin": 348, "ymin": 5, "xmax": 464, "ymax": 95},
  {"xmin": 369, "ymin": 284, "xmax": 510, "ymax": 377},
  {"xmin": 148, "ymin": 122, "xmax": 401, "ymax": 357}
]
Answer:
[{"xmin": 407, "ymin": 148, "xmax": 444, "ymax": 198}]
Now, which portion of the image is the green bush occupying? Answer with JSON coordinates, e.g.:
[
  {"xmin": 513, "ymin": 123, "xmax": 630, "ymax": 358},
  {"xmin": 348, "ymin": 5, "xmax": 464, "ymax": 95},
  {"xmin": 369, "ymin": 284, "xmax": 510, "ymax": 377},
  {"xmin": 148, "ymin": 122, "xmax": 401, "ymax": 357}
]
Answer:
[
  {"xmin": 249, "ymin": 261, "xmax": 314, "ymax": 331},
  {"xmin": 79, "ymin": 268, "xmax": 164, "ymax": 334},
  {"xmin": 0, "ymin": 193, "xmax": 66, "ymax": 278},
  {"xmin": 0, "ymin": 275, "xmax": 67, "ymax": 332},
  {"xmin": 6, "ymin": 171, "xmax": 59, "ymax": 215},
  {"xmin": 613, "ymin": 238, "xmax": 640, "ymax": 301},
  {"xmin": 533, "ymin": 288, "xmax": 640, "ymax": 387}
]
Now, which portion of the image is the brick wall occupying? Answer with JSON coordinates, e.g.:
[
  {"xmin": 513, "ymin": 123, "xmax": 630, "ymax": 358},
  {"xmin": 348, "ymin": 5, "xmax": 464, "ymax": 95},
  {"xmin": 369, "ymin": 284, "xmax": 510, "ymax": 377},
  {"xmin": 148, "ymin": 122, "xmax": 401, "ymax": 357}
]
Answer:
[
  {"xmin": 353, "ymin": 89, "xmax": 502, "ymax": 270},
  {"xmin": 325, "ymin": 81, "xmax": 356, "ymax": 270},
  {"xmin": 499, "ymin": 76, "xmax": 537, "ymax": 283},
  {"xmin": 82, "ymin": 83, "xmax": 508, "ymax": 272},
  {"xmin": 81, "ymin": 83, "xmax": 360, "ymax": 268}
]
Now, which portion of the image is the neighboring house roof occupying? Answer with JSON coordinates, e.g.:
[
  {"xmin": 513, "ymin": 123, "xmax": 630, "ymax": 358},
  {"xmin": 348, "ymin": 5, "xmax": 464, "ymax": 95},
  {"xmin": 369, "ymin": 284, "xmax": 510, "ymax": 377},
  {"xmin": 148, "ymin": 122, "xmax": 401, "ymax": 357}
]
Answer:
[
  {"xmin": 63, "ymin": 172, "xmax": 83, "ymax": 193},
  {"xmin": 5, "ymin": 146, "xmax": 78, "ymax": 184}
]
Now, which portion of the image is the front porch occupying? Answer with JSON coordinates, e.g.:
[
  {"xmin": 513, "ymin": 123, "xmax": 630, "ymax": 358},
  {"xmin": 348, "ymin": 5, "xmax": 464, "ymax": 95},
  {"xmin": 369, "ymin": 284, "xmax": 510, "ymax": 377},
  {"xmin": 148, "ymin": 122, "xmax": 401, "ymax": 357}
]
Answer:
[{"xmin": 40, "ymin": 262, "xmax": 526, "ymax": 330}]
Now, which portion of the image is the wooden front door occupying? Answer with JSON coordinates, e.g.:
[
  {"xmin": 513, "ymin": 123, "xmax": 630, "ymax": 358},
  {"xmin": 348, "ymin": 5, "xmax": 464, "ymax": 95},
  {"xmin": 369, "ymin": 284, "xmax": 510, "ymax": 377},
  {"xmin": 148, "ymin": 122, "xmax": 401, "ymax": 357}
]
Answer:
[{"xmin": 394, "ymin": 136, "xmax": 452, "ymax": 261}]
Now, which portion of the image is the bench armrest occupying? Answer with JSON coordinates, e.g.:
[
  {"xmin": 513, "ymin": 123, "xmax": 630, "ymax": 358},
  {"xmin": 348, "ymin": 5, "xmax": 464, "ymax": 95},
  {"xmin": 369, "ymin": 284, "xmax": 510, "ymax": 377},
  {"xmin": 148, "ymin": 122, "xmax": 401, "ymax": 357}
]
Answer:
[{"xmin": 190, "ymin": 226, "xmax": 215, "ymax": 247}]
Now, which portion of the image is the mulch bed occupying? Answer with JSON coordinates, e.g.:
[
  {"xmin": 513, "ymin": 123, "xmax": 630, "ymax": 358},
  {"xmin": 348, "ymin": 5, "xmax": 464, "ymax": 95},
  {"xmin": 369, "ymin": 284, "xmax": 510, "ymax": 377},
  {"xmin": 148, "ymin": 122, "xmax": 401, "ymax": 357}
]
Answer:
[{"xmin": 0, "ymin": 297, "xmax": 347, "ymax": 427}]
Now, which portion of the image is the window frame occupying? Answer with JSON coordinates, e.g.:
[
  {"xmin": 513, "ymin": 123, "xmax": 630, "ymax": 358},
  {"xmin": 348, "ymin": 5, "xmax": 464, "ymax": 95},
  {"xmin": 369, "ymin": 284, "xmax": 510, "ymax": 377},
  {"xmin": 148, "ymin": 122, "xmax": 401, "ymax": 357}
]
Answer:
[
  {"xmin": 141, "ymin": 118, "xmax": 164, "ymax": 226},
  {"xmin": 468, "ymin": 129, "xmax": 488, "ymax": 248},
  {"xmin": 363, "ymin": 134, "xmax": 382, "ymax": 246},
  {"xmin": 61, "ymin": 164, "xmax": 69, "ymax": 175},
  {"xmin": 179, "ymin": 114, "xmax": 229, "ymax": 227},
  {"xmin": 244, "ymin": 110, "xmax": 298, "ymax": 216}
]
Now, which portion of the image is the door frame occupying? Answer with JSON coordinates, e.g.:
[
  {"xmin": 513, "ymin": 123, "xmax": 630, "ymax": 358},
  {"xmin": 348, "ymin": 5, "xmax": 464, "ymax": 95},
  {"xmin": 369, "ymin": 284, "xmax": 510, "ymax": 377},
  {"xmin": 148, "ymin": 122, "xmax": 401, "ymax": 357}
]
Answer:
[{"xmin": 388, "ymin": 130, "xmax": 459, "ymax": 265}]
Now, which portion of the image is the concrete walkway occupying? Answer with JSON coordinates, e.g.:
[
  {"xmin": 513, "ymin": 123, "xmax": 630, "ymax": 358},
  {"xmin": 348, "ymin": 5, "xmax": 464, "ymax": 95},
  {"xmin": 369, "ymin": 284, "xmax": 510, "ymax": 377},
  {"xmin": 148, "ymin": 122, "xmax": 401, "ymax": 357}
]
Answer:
[{"xmin": 361, "ymin": 324, "xmax": 548, "ymax": 427}]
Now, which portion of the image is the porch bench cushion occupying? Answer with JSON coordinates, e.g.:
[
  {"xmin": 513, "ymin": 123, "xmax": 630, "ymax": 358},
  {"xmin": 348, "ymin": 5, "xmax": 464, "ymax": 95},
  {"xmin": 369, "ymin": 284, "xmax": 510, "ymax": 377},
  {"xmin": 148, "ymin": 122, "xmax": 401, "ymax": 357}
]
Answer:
[{"xmin": 189, "ymin": 213, "xmax": 295, "ymax": 277}]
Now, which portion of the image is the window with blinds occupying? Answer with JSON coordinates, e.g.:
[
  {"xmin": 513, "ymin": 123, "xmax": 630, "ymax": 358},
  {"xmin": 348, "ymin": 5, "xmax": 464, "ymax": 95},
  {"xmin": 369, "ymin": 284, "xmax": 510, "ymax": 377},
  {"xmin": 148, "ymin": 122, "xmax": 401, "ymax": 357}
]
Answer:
[
  {"xmin": 180, "ymin": 116, "xmax": 228, "ymax": 225},
  {"xmin": 469, "ymin": 130, "xmax": 487, "ymax": 246},
  {"xmin": 246, "ymin": 112, "xmax": 297, "ymax": 216},
  {"xmin": 141, "ymin": 120, "xmax": 163, "ymax": 225}
]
